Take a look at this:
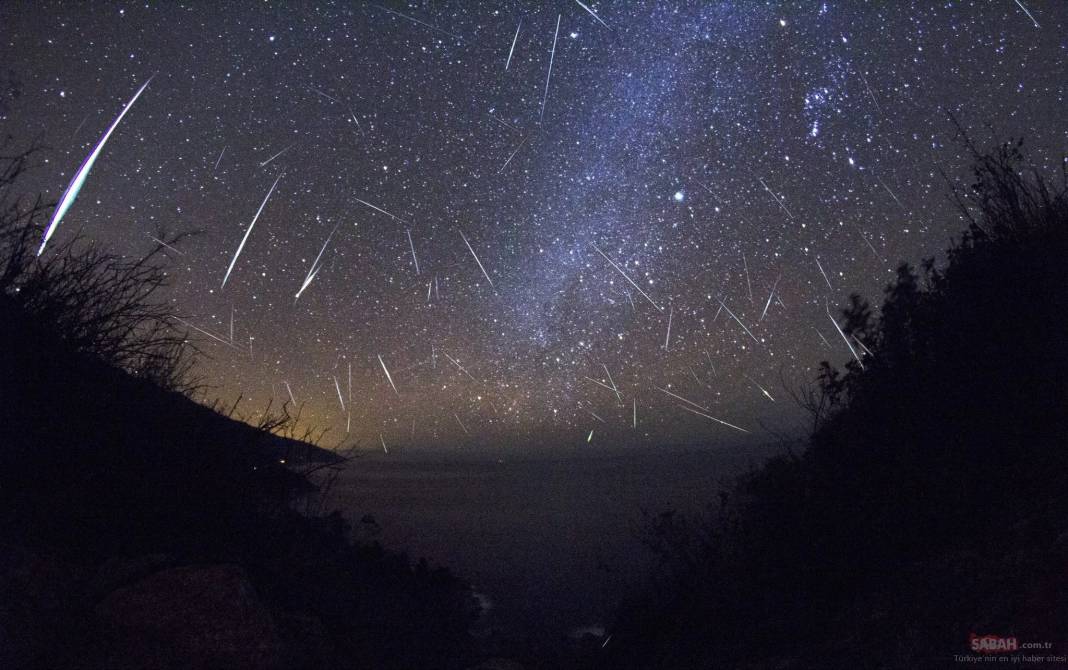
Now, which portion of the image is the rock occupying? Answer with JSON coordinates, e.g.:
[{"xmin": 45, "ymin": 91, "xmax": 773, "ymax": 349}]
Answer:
[
  {"xmin": 88, "ymin": 553, "xmax": 174, "ymax": 601},
  {"xmin": 469, "ymin": 659, "xmax": 526, "ymax": 670},
  {"xmin": 276, "ymin": 611, "xmax": 338, "ymax": 669},
  {"xmin": 0, "ymin": 543, "xmax": 88, "ymax": 668},
  {"xmin": 94, "ymin": 564, "xmax": 282, "ymax": 669}
]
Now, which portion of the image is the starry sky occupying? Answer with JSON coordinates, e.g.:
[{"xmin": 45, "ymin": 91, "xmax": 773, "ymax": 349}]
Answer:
[{"xmin": 1, "ymin": 1, "xmax": 1065, "ymax": 451}]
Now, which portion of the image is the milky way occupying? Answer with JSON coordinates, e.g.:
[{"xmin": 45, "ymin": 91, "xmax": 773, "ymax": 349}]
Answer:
[{"xmin": 2, "ymin": 1, "xmax": 1065, "ymax": 449}]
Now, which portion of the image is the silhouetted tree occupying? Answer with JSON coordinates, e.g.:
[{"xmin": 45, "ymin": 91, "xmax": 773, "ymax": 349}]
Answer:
[{"xmin": 603, "ymin": 136, "xmax": 1068, "ymax": 669}]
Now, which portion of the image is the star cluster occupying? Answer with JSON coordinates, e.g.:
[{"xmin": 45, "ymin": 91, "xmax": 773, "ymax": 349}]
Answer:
[{"xmin": 2, "ymin": 1, "xmax": 1065, "ymax": 449}]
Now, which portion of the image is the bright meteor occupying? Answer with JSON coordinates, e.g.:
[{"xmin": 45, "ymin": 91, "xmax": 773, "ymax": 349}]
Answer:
[
  {"xmin": 39, "ymin": 77, "xmax": 153, "ymax": 256},
  {"xmin": 222, "ymin": 172, "xmax": 284, "ymax": 289}
]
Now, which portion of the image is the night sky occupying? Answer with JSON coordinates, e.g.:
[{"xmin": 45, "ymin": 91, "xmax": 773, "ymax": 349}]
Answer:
[{"xmin": 2, "ymin": 1, "xmax": 1065, "ymax": 450}]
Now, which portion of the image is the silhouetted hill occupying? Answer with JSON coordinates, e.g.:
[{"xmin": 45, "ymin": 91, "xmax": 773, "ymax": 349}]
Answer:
[
  {"xmin": 602, "ymin": 139, "xmax": 1068, "ymax": 669},
  {"xmin": 0, "ymin": 146, "xmax": 478, "ymax": 668},
  {"xmin": 0, "ymin": 290, "xmax": 337, "ymax": 557}
]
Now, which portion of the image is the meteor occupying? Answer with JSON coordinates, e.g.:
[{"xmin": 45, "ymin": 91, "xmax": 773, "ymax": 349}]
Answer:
[
  {"xmin": 334, "ymin": 376, "xmax": 346, "ymax": 412},
  {"xmin": 454, "ymin": 413, "xmax": 470, "ymax": 435},
  {"xmin": 540, "ymin": 14, "xmax": 561, "ymax": 121},
  {"xmin": 655, "ymin": 385, "xmax": 710, "ymax": 412},
  {"xmin": 146, "ymin": 233, "xmax": 184, "ymax": 256},
  {"xmin": 742, "ymin": 253, "xmax": 753, "ymax": 302},
  {"xmin": 259, "ymin": 143, "xmax": 294, "ymax": 168},
  {"xmin": 603, "ymin": 363, "xmax": 623, "ymax": 404},
  {"xmin": 222, "ymin": 172, "xmax": 284, "ymax": 288},
  {"xmin": 664, "ymin": 306, "xmax": 673, "ymax": 350},
  {"xmin": 815, "ymin": 257, "xmax": 833, "ymax": 291},
  {"xmin": 354, "ymin": 197, "xmax": 408, "ymax": 224},
  {"xmin": 39, "ymin": 77, "xmax": 153, "ymax": 256},
  {"xmin": 505, "ymin": 21, "xmax": 521, "ymax": 70},
  {"xmin": 591, "ymin": 243, "xmax": 663, "ymax": 311},
  {"xmin": 443, "ymin": 351, "xmax": 478, "ymax": 382},
  {"xmin": 171, "ymin": 316, "xmax": 237, "ymax": 350},
  {"xmin": 499, "ymin": 135, "xmax": 530, "ymax": 173},
  {"xmin": 378, "ymin": 354, "xmax": 400, "ymax": 395},
  {"xmin": 309, "ymin": 86, "xmax": 339, "ymax": 103},
  {"xmin": 676, "ymin": 404, "xmax": 750, "ymax": 434},
  {"xmin": 583, "ymin": 376, "xmax": 618, "ymax": 397},
  {"xmin": 295, "ymin": 224, "xmax": 338, "ymax": 301},
  {"xmin": 573, "ymin": 0, "xmax": 609, "ymax": 29},
  {"xmin": 460, "ymin": 231, "xmax": 494, "ymax": 288},
  {"xmin": 370, "ymin": 3, "xmax": 462, "ymax": 40},
  {"xmin": 744, "ymin": 374, "xmax": 776, "ymax": 403},
  {"xmin": 717, "ymin": 298, "xmax": 759, "ymax": 344},
  {"xmin": 760, "ymin": 274, "xmax": 781, "ymax": 321},
  {"xmin": 758, "ymin": 177, "xmax": 794, "ymax": 221},
  {"xmin": 827, "ymin": 299, "xmax": 864, "ymax": 369},
  {"xmin": 406, "ymin": 229, "xmax": 420, "ymax": 275},
  {"xmin": 1014, "ymin": 0, "xmax": 1040, "ymax": 28}
]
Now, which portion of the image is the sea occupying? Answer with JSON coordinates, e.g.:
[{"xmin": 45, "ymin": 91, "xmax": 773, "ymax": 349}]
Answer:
[{"xmin": 328, "ymin": 443, "xmax": 777, "ymax": 642}]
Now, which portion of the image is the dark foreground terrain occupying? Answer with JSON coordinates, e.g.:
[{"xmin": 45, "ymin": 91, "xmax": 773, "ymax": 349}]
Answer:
[
  {"xmin": 595, "ymin": 139, "xmax": 1068, "ymax": 668},
  {"xmin": 0, "ymin": 145, "xmax": 480, "ymax": 669}
]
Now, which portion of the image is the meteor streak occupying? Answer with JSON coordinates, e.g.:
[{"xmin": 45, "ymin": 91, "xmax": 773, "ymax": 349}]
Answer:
[
  {"xmin": 499, "ymin": 135, "xmax": 529, "ymax": 173},
  {"xmin": 742, "ymin": 253, "xmax": 753, "ymax": 302},
  {"xmin": 460, "ymin": 231, "xmax": 494, "ymax": 288},
  {"xmin": 717, "ymin": 298, "xmax": 759, "ymax": 344},
  {"xmin": 146, "ymin": 234, "xmax": 184, "ymax": 256},
  {"xmin": 1014, "ymin": 0, "xmax": 1040, "ymax": 28},
  {"xmin": 655, "ymin": 385, "xmax": 710, "ymax": 412},
  {"xmin": 540, "ymin": 15, "xmax": 561, "ymax": 121},
  {"xmin": 744, "ymin": 374, "xmax": 776, "ymax": 402},
  {"xmin": 815, "ymin": 257, "xmax": 833, "ymax": 291},
  {"xmin": 378, "ymin": 354, "xmax": 399, "ymax": 395},
  {"xmin": 295, "ymin": 224, "xmax": 338, "ymax": 301},
  {"xmin": 664, "ymin": 306, "xmax": 673, "ymax": 350},
  {"xmin": 676, "ymin": 404, "xmax": 750, "ymax": 434},
  {"xmin": 259, "ymin": 143, "xmax": 294, "ymax": 168},
  {"xmin": 454, "ymin": 413, "xmax": 470, "ymax": 435},
  {"xmin": 573, "ymin": 0, "xmax": 610, "ymax": 29},
  {"xmin": 603, "ymin": 364, "xmax": 623, "ymax": 404},
  {"xmin": 309, "ymin": 87, "xmax": 339, "ymax": 103},
  {"xmin": 39, "ymin": 77, "xmax": 153, "ymax": 256},
  {"xmin": 591, "ymin": 243, "xmax": 663, "ymax": 311},
  {"xmin": 222, "ymin": 172, "xmax": 284, "ymax": 288},
  {"xmin": 443, "ymin": 352, "xmax": 478, "ymax": 382},
  {"xmin": 334, "ymin": 376, "xmax": 346, "ymax": 412},
  {"xmin": 406, "ymin": 229, "xmax": 420, "ymax": 274},
  {"xmin": 758, "ymin": 177, "xmax": 794, "ymax": 221},
  {"xmin": 760, "ymin": 274, "xmax": 781, "ymax": 321},
  {"xmin": 354, "ymin": 197, "xmax": 408, "ymax": 224},
  {"xmin": 171, "ymin": 316, "xmax": 236, "ymax": 349},
  {"xmin": 505, "ymin": 21, "xmax": 521, "ymax": 70},
  {"xmin": 370, "ymin": 4, "xmax": 462, "ymax": 40},
  {"xmin": 827, "ymin": 300, "xmax": 864, "ymax": 369}
]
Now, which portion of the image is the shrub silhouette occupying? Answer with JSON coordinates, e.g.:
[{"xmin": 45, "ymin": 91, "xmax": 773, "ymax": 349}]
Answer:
[
  {"xmin": 603, "ymin": 137, "xmax": 1068, "ymax": 668},
  {"xmin": 0, "ymin": 142, "xmax": 478, "ymax": 669}
]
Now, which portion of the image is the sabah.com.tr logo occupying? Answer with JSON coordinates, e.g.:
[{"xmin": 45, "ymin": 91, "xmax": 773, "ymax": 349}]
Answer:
[{"xmin": 969, "ymin": 633, "xmax": 1019, "ymax": 653}]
